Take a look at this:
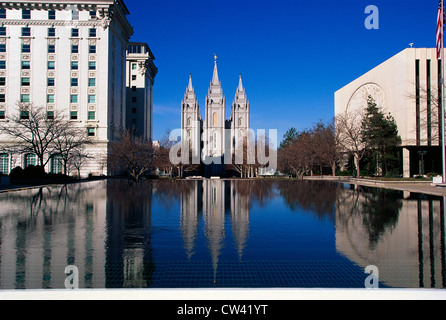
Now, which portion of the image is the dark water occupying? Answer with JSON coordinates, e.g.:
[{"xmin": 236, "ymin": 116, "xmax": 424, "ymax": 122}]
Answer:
[{"xmin": 0, "ymin": 179, "xmax": 444, "ymax": 289}]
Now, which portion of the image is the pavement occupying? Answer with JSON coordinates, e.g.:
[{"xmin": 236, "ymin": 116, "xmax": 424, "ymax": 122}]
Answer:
[{"xmin": 303, "ymin": 176, "xmax": 446, "ymax": 197}]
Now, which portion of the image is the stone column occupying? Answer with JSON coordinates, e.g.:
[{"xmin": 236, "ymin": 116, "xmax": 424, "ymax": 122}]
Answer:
[{"xmin": 403, "ymin": 147, "xmax": 411, "ymax": 178}]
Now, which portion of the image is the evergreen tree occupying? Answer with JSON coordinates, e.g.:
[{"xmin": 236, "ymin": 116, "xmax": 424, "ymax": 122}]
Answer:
[
  {"xmin": 279, "ymin": 127, "xmax": 300, "ymax": 150},
  {"xmin": 361, "ymin": 96, "xmax": 402, "ymax": 176}
]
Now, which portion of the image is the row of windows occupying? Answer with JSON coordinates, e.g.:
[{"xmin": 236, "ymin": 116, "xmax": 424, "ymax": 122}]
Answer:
[
  {"xmin": 0, "ymin": 27, "xmax": 98, "ymax": 38},
  {"xmin": 0, "ymin": 9, "xmax": 97, "ymax": 20},
  {"xmin": 0, "ymin": 77, "xmax": 97, "ymax": 88},
  {"xmin": 0, "ymin": 109, "xmax": 96, "ymax": 122},
  {"xmin": 6, "ymin": 109, "xmax": 96, "ymax": 122},
  {"xmin": 0, "ymin": 153, "xmax": 64, "ymax": 175},
  {"xmin": 0, "ymin": 60, "xmax": 98, "ymax": 70},
  {"xmin": 0, "ymin": 43, "xmax": 96, "ymax": 55},
  {"xmin": 15, "ymin": 94, "xmax": 97, "ymax": 104}
]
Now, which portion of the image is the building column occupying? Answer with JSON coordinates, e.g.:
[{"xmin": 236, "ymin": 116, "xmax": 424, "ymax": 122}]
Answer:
[{"xmin": 403, "ymin": 147, "xmax": 411, "ymax": 178}]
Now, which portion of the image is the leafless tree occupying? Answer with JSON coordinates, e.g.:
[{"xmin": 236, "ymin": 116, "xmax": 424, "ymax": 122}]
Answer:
[
  {"xmin": 278, "ymin": 132, "xmax": 314, "ymax": 179},
  {"xmin": 0, "ymin": 103, "xmax": 62, "ymax": 170},
  {"xmin": 228, "ymin": 134, "xmax": 255, "ymax": 178},
  {"xmin": 152, "ymin": 133, "xmax": 175, "ymax": 177},
  {"xmin": 335, "ymin": 108, "xmax": 368, "ymax": 178},
  {"xmin": 52, "ymin": 124, "xmax": 92, "ymax": 175},
  {"xmin": 312, "ymin": 120, "xmax": 341, "ymax": 176},
  {"xmin": 108, "ymin": 129, "xmax": 155, "ymax": 182},
  {"xmin": 0, "ymin": 103, "xmax": 90, "ymax": 174},
  {"xmin": 69, "ymin": 148, "xmax": 93, "ymax": 179}
]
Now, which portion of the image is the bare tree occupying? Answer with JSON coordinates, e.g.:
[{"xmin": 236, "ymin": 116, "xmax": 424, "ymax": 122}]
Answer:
[
  {"xmin": 335, "ymin": 108, "xmax": 368, "ymax": 178},
  {"xmin": 52, "ymin": 124, "xmax": 92, "ymax": 175},
  {"xmin": 278, "ymin": 131, "xmax": 314, "ymax": 179},
  {"xmin": 228, "ymin": 134, "xmax": 255, "ymax": 178},
  {"xmin": 69, "ymin": 148, "xmax": 93, "ymax": 179},
  {"xmin": 108, "ymin": 129, "xmax": 155, "ymax": 182},
  {"xmin": 312, "ymin": 120, "xmax": 341, "ymax": 176},
  {"xmin": 0, "ymin": 103, "xmax": 65, "ymax": 171},
  {"xmin": 153, "ymin": 134, "xmax": 175, "ymax": 177}
]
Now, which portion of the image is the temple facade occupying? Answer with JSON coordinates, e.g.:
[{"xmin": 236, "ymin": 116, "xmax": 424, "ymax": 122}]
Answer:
[{"xmin": 181, "ymin": 57, "xmax": 250, "ymax": 176}]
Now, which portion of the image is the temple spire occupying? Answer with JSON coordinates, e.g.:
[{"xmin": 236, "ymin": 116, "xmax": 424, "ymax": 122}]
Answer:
[
  {"xmin": 212, "ymin": 55, "xmax": 220, "ymax": 86},
  {"xmin": 188, "ymin": 73, "xmax": 193, "ymax": 91},
  {"xmin": 238, "ymin": 74, "xmax": 243, "ymax": 92}
]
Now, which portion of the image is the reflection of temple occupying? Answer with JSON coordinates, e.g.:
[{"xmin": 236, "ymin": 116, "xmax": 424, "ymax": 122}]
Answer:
[
  {"xmin": 180, "ymin": 180, "xmax": 251, "ymax": 282},
  {"xmin": 336, "ymin": 185, "xmax": 446, "ymax": 288}
]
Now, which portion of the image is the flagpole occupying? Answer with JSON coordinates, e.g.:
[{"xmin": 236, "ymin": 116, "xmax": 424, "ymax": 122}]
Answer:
[{"xmin": 442, "ymin": 0, "xmax": 446, "ymax": 183}]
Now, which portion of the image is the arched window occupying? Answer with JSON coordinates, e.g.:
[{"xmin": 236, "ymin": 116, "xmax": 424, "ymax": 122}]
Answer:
[
  {"xmin": 24, "ymin": 153, "xmax": 37, "ymax": 168},
  {"xmin": 51, "ymin": 154, "xmax": 63, "ymax": 174},
  {"xmin": 0, "ymin": 153, "xmax": 9, "ymax": 174},
  {"xmin": 213, "ymin": 131, "xmax": 218, "ymax": 149},
  {"xmin": 238, "ymin": 117, "xmax": 243, "ymax": 126},
  {"xmin": 213, "ymin": 113, "xmax": 218, "ymax": 126},
  {"xmin": 187, "ymin": 117, "xmax": 191, "ymax": 126}
]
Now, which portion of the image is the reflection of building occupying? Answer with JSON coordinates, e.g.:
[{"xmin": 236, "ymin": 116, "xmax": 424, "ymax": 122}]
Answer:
[
  {"xmin": 0, "ymin": 181, "xmax": 108, "ymax": 289},
  {"xmin": 230, "ymin": 181, "xmax": 250, "ymax": 259},
  {"xmin": 0, "ymin": 180, "xmax": 156, "ymax": 289},
  {"xmin": 203, "ymin": 180, "xmax": 226, "ymax": 282},
  {"xmin": 0, "ymin": 179, "xmax": 255, "ymax": 289},
  {"xmin": 179, "ymin": 180, "xmax": 251, "ymax": 282},
  {"xmin": 336, "ymin": 185, "xmax": 446, "ymax": 288},
  {"xmin": 105, "ymin": 180, "xmax": 154, "ymax": 288},
  {"xmin": 335, "ymin": 48, "xmax": 442, "ymax": 177},
  {"xmin": 180, "ymin": 180, "xmax": 202, "ymax": 260}
]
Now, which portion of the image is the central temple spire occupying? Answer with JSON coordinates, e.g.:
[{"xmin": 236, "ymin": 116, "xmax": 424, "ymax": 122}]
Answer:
[{"xmin": 212, "ymin": 54, "xmax": 220, "ymax": 86}]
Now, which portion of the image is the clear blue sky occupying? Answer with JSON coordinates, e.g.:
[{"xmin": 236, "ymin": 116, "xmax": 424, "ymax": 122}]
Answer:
[{"xmin": 125, "ymin": 0, "xmax": 436, "ymax": 142}]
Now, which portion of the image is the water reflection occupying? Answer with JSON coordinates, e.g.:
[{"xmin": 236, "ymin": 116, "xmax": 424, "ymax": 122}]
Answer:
[
  {"xmin": 336, "ymin": 184, "xmax": 446, "ymax": 288},
  {"xmin": 0, "ymin": 179, "xmax": 445, "ymax": 289},
  {"xmin": 0, "ymin": 182, "xmax": 107, "ymax": 289}
]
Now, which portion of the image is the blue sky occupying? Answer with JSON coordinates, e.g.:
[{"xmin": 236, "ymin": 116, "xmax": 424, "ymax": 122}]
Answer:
[{"xmin": 125, "ymin": 0, "xmax": 436, "ymax": 142}]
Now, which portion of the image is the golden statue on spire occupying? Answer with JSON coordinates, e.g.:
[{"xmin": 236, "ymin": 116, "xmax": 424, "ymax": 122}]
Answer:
[{"xmin": 213, "ymin": 53, "xmax": 217, "ymax": 62}]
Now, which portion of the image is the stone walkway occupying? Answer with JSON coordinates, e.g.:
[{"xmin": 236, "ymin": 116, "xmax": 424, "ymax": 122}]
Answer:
[{"xmin": 303, "ymin": 176, "xmax": 446, "ymax": 197}]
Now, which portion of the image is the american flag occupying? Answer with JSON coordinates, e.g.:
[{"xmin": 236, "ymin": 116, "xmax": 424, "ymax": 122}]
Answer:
[{"xmin": 438, "ymin": 0, "xmax": 444, "ymax": 59}]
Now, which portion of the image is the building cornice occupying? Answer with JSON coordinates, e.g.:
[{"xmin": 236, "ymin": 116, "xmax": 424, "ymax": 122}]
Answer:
[
  {"xmin": 0, "ymin": 18, "xmax": 106, "ymax": 28},
  {"xmin": 0, "ymin": 1, "xmax": 133, "ymax": 39}
]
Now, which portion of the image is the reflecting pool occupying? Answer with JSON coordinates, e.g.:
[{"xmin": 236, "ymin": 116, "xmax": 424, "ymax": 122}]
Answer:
[{"xmin": 0, "ymin": 179, "xmax": 444, "ymax": 289}]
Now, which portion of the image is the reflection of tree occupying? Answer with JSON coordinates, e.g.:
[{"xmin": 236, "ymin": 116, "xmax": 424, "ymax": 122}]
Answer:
[
  {"xmin": 336, "ymin": 184, "xmax": 402, "ymax": 250},
  {"xmin": 233, "ymin": 179, "xmax": 275, "ymax": 208},
  {"xmin": 152, "ymin": 179, "xmax": 194, "ymax": 210},
  {"xmin": 358, "ymin": 187, "xmax": 402, "ymax": 250},
  {"xmin": 277, "ymin": 180, "xmax": 337, "ymax": 221}
]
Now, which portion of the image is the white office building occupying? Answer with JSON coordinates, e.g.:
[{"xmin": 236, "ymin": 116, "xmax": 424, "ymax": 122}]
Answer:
[
  {"xmin": 335, "ymin": 48, "xmax": 444, "ymax": 177},
  {"xmin": 126, "ymin": 42, "xmax": 157, "ymax": 141},
  {"xmin": 0, "ymin": 1, "xmax": 156, "ymax": 177}
]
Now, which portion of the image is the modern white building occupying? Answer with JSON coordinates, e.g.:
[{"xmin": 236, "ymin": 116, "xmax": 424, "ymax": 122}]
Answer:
[
  {"xmin": 0, "ymin": 1, "xmax": 156, "ymax": 177},
  {"xmin": 181, "ymin": 58, "xmax": 250, "ymax": 176},
  {"xmin": 335, "ymin": 48, "xmax": 444, "ymax": 177}
]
